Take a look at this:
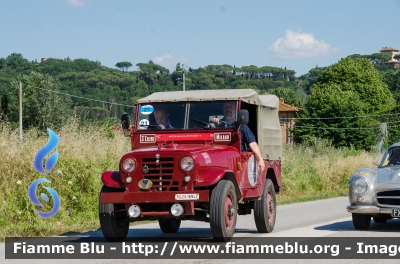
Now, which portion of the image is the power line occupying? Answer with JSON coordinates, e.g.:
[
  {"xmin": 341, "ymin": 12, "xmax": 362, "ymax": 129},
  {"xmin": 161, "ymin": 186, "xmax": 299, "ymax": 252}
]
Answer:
[
  {"xmin": 27, "ymin": 85, "xmax": 134, "ymax": 108},
  {"xmin": 294, "ymin": 126, "xmax": 378, "ymax": 130},
  {"xmin": 279, "ymin": 112, "xmax": 400, "ymax": 120},
  {"xmin": 295, "ymin": 124, "xmax": 400, "ymax": 130}
]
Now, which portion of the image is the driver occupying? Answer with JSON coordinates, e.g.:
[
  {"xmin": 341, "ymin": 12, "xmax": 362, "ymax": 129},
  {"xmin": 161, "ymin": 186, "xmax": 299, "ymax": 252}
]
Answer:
[
  {"xmin": 211, "ymin": 102, "xmax": 265, "ymax": 173},
  {"xmin": 154, "ymin": 107, "xmax": 174, "ymax": 129}
]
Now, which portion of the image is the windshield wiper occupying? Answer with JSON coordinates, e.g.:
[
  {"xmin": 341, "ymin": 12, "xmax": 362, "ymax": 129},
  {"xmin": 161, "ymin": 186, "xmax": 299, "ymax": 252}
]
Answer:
[
  {"xmin": 145, "ymin": 124, "xmax": 165, "ymax": 130},
  {"xmin": 191, "ymin": 118, "xmax": 217, "ymax": 129}
]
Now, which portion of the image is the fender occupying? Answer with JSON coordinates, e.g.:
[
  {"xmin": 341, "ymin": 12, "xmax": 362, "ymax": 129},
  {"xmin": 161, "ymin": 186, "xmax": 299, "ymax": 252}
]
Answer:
[
  {"xmin": 195, "ymin": 169, "xmax": 227, "ymax": 187},
  {"xmin": 101, "ymin": 171, "xmax": 124, "ymax": 188}
]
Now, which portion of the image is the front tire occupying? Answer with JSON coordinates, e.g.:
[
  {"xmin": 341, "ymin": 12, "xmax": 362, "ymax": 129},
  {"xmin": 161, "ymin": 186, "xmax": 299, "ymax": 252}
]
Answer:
[
  {"xmin": 158, "ymin": 218, "xmax": 181, "ymax": 233},
  {"xmin": 210, "ymin": 180, "xmax": 238, "ymax": 242},
  {"xmin": 99, "ymin": 185, "xmax": 129, "ymax": 242},
  {"xmin": 254, "ymin": 178, "xmax": 276, "ymax": 233},
  {"xmin": 352, "ymin": 213, "xmax": 371, "ymax": 230}
]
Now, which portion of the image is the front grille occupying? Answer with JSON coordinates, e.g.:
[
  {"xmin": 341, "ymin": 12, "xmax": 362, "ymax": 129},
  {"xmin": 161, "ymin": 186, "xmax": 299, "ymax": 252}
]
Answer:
[
  {"xmin": 376, "ymin": 190, "xmax": 400, "ymax": 207},
  {"xmin": 141, "ymin": 157, "xmax": 179, "ymax": 191}
]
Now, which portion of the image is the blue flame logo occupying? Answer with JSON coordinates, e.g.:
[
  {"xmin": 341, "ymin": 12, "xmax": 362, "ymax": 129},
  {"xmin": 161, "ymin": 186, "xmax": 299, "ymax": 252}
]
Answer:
[
  {"xmin": 28, "ymin": 178, "xmax": 60, "ymax": 218},
  {"xmin": 29, "ymin": 128, "xmax": 60, "ymax": 218},
  {"xmin": 34, "ymin": 128, "xmax": 59, "ymax": 174}
]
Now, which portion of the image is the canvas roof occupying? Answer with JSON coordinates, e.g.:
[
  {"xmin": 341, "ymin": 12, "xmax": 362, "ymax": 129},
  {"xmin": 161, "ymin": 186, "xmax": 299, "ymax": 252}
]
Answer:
[{"xmin": 137, "ymin": 89, "xmax": 278, "ymax": 107}]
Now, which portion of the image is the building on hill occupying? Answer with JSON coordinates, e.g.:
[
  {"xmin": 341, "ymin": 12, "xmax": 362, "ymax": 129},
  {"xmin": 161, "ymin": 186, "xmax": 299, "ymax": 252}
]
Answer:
[
  {"xmin": 278, "ymin": 98, "xmax": 300, "ymax": 145},
  {"xmin": 380, "ymin": 47, "xmax": 400, "ymax": 69}
]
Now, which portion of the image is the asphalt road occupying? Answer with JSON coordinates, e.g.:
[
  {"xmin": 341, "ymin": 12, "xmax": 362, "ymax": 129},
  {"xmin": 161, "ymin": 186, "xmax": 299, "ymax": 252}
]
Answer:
[{"xmin": 2, "ymin": 196, "xmax": 400, "ymax": 264}]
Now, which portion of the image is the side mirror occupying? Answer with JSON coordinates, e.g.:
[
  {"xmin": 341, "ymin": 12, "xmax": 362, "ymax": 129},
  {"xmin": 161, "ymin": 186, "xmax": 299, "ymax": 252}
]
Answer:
[
  {"xmin": 121, "ymin": 113, "xmax": 130, "ymax": 129},
  {"xmin": 237, "ymin": 109, "xmax": 249, "ymax": 125}
]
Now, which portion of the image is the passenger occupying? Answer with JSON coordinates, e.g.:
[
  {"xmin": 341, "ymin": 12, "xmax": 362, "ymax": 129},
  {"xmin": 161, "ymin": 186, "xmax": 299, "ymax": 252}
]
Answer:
[
  {"xmin": 153, "ymin": 107, "xmax": 174, "ymax": 129},
  {"xmin": 211, "ymin": 102, "xmax": 265, "ymax": 173}
]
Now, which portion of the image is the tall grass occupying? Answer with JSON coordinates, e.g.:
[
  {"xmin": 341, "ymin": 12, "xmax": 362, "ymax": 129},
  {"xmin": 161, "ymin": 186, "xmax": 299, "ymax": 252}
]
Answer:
[
  {"xmin": 0, "ymin": 122, "xmax": 380, "ymax": 240},
  {"xmin": 0, "ymin": 120, "xmax": 130, "ymax": 241},
  {"xmin": 278, "ymin": 138, "xmax": 379, "ymax": 204}
]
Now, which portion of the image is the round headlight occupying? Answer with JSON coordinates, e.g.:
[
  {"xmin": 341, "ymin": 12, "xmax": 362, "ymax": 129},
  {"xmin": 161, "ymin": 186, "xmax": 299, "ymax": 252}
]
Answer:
[
  {"xmin": 122, "ymin": 158, "xmax": 136, "ymax": 172},
  {"xmin": 352, "ymin": 178, "xmax": 368, "ymax": 194},
  {"xmin": 171, "ymin": 204, "xmax": 184, "ymax": 216},
  {"xmin": 180, "ymin": 157, "xmax": 194, "ymax": 172}
]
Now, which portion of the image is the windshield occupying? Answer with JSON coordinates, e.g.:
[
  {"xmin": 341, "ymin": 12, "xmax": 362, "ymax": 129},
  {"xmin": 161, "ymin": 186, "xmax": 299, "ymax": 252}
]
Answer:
[
  {"xmin": 136, "ymin": 101, "xmax": 238, "ymax": 130},
  {"xmin": 137, "ymin": 102, "xmax": 186, "ymax": 130},
  {"xmin": 188, "ymin": 101, "xmax": 237, "ymax": 129},
  {"xmin": 381, "ymin": 146, "xmax": 400, "ymax": 166}
]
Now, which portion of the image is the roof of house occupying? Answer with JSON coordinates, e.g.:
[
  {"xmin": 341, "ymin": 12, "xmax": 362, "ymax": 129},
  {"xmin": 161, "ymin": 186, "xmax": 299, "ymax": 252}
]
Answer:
[
  {"xmin": 380, "ymin": 47, "xmax": 399, "ymax": 52},
  {"xmin": 278, "ymin": 98, "xmax": 301, "ymax": 112}
]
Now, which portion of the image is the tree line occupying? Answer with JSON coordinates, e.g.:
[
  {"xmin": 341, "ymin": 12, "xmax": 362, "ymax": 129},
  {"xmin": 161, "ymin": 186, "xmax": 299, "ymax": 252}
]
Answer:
[{"xmin": 0, "ymin": 52, "xmax": 400, "ymax": 150}]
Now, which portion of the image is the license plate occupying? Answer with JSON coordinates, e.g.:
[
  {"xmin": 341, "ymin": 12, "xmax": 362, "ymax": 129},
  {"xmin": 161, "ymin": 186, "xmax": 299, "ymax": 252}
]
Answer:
[
  {"xmin": 175, "ymin": 193, "xmax": 199, "ymax": 200},
  {"xmin": 391, "ymin": 209, "xmax": 400, "ymax": 217}
]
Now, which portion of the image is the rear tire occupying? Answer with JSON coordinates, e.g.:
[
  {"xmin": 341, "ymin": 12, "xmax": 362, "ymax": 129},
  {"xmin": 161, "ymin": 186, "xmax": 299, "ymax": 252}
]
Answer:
[
  {"xmin": 158, "ymin": 218, "xmax": 181, "ymax": 233},
  {"xmin": 210, "ymin": 180, "xmax": 238, "ymax": 242},
  {"xmin": 99, "ymin": 185, "xmax": 129, "ymax": 242},
  {"xmin": 352, "ymin": 213, "xmax": 371, "ymax": 230},
  {"xmin": 254, "ymin": 178, "xmax": 276, "ymax": 233}
]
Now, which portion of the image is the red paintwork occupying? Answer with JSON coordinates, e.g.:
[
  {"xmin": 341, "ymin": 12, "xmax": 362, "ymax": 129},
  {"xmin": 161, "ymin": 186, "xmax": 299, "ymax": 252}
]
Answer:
[
  {"xmin": 101, "ymin": 171, "xmax": 123, "ymax": 188},
  {"xmin": 225, "ymin": 192, "xmax": 235, "ymax": 230},
  {"xmin": 267, "ymin": 188, "xmax": 274, "ymax": 223},
  {"xmin": 195, "ymin": 169, "xmax": 225, "ymax": 187}
]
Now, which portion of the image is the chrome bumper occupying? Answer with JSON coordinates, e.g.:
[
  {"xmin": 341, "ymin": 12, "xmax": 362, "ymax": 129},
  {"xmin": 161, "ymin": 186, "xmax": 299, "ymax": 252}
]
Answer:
[{"xmin": 346, "ymin": 205, "xmax": 392, "ymax": 214}]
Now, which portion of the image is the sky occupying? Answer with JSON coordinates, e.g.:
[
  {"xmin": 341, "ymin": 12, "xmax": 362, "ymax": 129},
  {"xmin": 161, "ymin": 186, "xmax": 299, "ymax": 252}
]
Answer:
[{"xmin": 1, "ymin": 0, "xmax": 400, "ymax": 77}]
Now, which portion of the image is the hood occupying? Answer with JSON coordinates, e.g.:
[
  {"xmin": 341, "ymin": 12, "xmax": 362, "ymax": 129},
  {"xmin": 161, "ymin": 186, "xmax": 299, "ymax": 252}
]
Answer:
[
  {"xmin": 130, "ymin": 143, "xmax": 235, "ymax": 154},
  {"xmin": 377, "ymin": 167, "xmax": 400, "ymax": 184}
]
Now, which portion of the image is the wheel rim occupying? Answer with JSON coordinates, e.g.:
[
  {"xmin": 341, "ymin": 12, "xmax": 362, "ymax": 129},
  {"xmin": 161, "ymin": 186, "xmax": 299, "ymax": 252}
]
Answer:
[
  {"xmin": 224, "ymin": 192, "xmax": 235, "ymax": 230},
  {"xmin": 266, "ymin": 189, "xmax": 275, "ymax": 223}
]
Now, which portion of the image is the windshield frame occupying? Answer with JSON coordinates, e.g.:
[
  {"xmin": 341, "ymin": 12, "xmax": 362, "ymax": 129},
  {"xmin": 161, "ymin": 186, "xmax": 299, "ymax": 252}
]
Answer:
[{"xmin": 135, "ymin": 101, "xmax": 238, "ymax": 131}]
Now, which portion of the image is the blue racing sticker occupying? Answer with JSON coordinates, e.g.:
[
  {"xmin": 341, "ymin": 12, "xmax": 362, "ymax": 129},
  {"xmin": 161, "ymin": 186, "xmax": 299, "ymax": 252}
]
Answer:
[{"xmin": 140, "ymin": 105, "xmax": 154, "ymax": 115}]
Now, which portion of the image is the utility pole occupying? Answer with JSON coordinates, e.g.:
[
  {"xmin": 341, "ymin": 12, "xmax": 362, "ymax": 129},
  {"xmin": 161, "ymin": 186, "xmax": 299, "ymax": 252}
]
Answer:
[
  {"xmin": 182, "ymin": 64, "xmax": 185, "ymax": 91},
  {"xmin": 19, "ymin": 82, "xmax": 22, "ymax": 140}
]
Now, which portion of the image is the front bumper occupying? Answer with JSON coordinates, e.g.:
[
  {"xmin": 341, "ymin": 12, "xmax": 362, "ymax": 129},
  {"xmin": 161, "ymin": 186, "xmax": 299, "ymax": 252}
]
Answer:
[
  {"xmin": 346, "ymin": 205, "xmax": 392, "ymax": 214},
  {"xmin": 100, "ymin": 190, "xmax": 210, "ymax": 204}
]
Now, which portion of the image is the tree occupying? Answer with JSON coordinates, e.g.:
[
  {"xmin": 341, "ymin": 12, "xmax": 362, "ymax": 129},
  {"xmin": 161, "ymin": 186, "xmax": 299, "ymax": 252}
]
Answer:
[
  {"xmin": 115, "ymin": 61, "xmax": 133, "ymax": 73},
  {"xmin": 270, "ymin": 88, "xmax": 303, "ymax": 107},
  {"xmin": 6, "ymin": 53, "xmax": 30, "ymax": 70},
  {"xmin": 366, "ymin": 53, "xmax": 392, "ymax": 65},
  {"xmin": 8, "ymin": 72, "xmax": 72, "ymax": 130},
  {"xmin": 294, "ymin": 57, "xmax": 395, "ymax": 150},
  {"xmin": 383, "ymin": 70, "xmax": 400, "ymax": 103},
  {"xmin": 348, "ymin": 53, "xmax": 394, "ymax": 72},
  {"xmin": 0, "ymin": 88, "xmax": 8, "ymax": 116}
]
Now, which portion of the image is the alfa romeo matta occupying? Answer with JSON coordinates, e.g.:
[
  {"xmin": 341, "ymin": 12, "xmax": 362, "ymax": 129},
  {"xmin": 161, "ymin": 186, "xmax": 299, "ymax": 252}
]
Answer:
[{"xmin": 99, "ymin": 89, "xmax": 282, "ymax": 241}]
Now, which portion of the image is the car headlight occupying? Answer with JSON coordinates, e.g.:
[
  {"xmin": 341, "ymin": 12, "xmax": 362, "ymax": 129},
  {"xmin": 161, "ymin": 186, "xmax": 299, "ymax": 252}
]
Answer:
[
  {"xmin": 351, "ymin": 178, "xmax": 368, "ymax": 194},
  {"xmin": 180, "ymin": 157, "xmax": 194, "ymax": 172},
  {"xmin": 122, "ymin": 158, "xmax": 136, "ymax": 173}
]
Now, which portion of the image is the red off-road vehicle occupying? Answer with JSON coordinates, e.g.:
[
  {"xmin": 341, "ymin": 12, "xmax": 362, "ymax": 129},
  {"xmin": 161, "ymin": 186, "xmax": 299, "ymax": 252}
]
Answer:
[{"xmin": 99, "ymin": 89, "xmax": 282, "ymax": 241}]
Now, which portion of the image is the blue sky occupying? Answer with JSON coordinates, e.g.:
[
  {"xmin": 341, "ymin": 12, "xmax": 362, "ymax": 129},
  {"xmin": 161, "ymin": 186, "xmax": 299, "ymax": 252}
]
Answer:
[{"xmin": 1, "ymin": 0, "xmax": 399, "ymax": 76}]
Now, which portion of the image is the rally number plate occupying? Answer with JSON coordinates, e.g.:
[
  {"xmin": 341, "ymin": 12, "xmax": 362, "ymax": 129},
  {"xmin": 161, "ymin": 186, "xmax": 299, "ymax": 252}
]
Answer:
[{"xmin": 175, "ymin": 193, "xmax": 199, "ymax": 200}]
